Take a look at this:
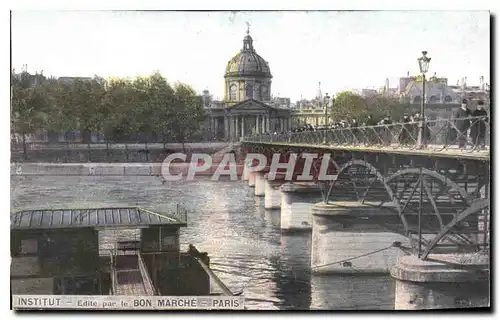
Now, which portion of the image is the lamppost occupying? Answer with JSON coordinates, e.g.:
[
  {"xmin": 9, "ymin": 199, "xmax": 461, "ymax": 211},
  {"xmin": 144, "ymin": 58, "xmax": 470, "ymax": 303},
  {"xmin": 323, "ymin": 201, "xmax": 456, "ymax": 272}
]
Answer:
[
  {"xmin": 323, "ymin": 93, "xmax": 331, "ymax": 144},
  {"xmin": 417, "ymin": 51, "xmax": 431, "ymax": 147}
]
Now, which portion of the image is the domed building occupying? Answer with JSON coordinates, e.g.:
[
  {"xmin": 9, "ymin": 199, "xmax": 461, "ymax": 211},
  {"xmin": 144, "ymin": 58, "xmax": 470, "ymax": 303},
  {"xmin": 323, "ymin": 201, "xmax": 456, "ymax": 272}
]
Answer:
[{"xmin": 206, "ymin": 28, "xmax": 291, "ymax": 141}]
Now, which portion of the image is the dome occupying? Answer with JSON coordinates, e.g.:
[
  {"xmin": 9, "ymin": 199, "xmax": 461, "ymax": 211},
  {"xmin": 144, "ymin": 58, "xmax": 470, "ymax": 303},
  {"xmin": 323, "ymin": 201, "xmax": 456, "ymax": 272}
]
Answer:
[{"xmin": 225, "ymin": 34, "xmax": 272, "ymax": 78}]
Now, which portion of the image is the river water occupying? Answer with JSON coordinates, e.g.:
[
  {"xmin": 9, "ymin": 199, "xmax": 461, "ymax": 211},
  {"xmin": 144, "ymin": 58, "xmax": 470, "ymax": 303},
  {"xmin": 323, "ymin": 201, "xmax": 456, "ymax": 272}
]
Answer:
[{"xmin": 11, "ymin": 175, "xmax": 395, "ymax": 310}]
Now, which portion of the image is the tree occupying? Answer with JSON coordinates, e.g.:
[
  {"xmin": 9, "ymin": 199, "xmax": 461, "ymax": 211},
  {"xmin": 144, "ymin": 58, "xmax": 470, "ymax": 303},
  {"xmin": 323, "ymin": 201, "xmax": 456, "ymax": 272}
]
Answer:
[
  {"xmin": 68, "ymin": 77, "xmax": 107, "ymax": 144},
  {"xmin": 11, "ymin": 71, "xmax": 50, "ymax": 159},
  {"xmin": 102, "ymin": 78, "xmax": 135, "ymax": 143},
  {"xmin": 330, "ymin": 91, "xmax": 409, "ymax": 124},
  {"xmin": 170, "ymin": 83, "xmax": 205, "ymax": 151},
  {"xmin": 330, "ymin": 91, "xmax": 368, "ymax": 122},
  {"xmin": 145, "ymin": 73, "xmax": 175, "ymax": 149},
  {"xmin": 45, "ymin": 80, "xmax": 76, "ymax": 142}
]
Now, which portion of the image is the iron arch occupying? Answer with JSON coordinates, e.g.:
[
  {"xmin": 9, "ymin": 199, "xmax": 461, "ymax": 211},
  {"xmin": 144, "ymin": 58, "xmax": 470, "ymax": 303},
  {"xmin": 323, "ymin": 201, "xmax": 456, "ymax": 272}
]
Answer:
[
  {"xmin": 385, "ymin": 168, "xmax": 471, "ymax": 205},
  {"xmin": 328, "ymin": 159, "xmax": 410, "ymax": 237},
  {"xmin": 421, "ymin": 199, "xmax": 490, "ymax": 259}
]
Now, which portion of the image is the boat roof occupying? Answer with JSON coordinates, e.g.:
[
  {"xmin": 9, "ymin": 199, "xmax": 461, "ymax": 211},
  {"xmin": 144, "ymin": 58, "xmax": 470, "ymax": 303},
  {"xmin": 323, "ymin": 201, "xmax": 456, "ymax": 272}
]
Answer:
[{"xmin": 10, "ymin": 207, "xmax": 187, "ymax": 231}]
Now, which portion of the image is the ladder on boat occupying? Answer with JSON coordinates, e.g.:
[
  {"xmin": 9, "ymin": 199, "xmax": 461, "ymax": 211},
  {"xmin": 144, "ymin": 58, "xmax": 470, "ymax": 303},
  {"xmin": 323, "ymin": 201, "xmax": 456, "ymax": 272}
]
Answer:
[{"xmin": 109, "ymin": 244, "xmax": 156, "ymax": 296}]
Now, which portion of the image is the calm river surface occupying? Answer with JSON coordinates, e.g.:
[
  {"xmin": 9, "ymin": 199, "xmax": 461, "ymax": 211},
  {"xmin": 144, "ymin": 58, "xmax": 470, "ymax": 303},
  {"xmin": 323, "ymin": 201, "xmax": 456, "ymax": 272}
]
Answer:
[{"xmin": 11, "ymin": 175, "xmax": 395, "ymax": 310}]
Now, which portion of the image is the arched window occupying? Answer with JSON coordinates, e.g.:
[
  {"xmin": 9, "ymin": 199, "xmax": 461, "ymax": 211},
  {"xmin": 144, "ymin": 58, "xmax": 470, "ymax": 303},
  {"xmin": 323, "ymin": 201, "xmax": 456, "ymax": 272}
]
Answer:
[
  {"xmin": 246, "ymin": 84, "xmax": 254, "ymax": 98},
  {"xmin": 429, "ymin": 95, "xmax": 437, "ymax": 103},
  {"xmin": 230, "ymin": 84, "xmax": 237, "ymax": 100},
  {"xmin": 413, "ymin": 96, "xmax": 421, "ymax": 103},
  {"xmin": 260, "ymin": 85, "xmax": 268, "ymax": 100}
]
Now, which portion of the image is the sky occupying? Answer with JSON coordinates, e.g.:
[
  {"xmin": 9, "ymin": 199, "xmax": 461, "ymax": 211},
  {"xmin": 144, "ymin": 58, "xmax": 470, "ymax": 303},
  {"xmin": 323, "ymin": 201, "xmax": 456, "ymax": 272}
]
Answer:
[{"xmin": 11, "ymin": 10, "xmax": 490, "ymax": 102}]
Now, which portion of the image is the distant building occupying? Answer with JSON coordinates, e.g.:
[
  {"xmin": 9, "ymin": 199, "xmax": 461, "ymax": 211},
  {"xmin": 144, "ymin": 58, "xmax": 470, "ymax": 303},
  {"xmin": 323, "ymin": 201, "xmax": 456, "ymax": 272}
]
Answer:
[
  {"xmin": 203, "ymin": 28, "xmax": 292, "ymax": 139},
  {"xmin": 290, "ymin": 83, "xmax": 333, "ymax": 127},
  {"xmin": 57, "ymin": 76, "xmax": 93, "ymax": 84}
]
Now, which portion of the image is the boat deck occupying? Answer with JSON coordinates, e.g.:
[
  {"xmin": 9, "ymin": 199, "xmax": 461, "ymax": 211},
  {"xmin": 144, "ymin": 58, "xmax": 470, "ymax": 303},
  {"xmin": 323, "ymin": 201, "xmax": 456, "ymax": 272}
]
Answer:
[{"xmin": 111, "ymin": 252, "xmax": 155, "ymax": 296}]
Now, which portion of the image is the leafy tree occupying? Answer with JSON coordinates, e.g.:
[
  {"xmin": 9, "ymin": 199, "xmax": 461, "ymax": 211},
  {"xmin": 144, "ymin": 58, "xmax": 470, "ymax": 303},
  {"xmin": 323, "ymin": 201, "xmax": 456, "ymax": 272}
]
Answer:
[
  {"xmin": 170, "ymin": 83, "xmax": 205, "ymax": 151},
  {"xmin": 102, "ymin": 78, "xmax": 135, "ymax": 143},
  {"xmin": 11, "ymin": 69, "xmax": 208, "ymax": 151},
  {"xmin": 330, "ymin": 91, "xmax": 368, "ymax": 122},
  {"xmin": 331, "ymin": 91, "xmax": 409, "ymax": 124},
  {"xmin": 145, "ymin": 72, "xmax": 175, "ymax": 149},
  {"xmin": 45, "ymin": 80, "xmax": 77, "ymax": 142},
  {"xmin": 11, "ymin": 71, "xmax": 50, "ymax": 159},
  {"xmin": 69, "ymin": 77, "xmax": 107, "ymax": 144}
]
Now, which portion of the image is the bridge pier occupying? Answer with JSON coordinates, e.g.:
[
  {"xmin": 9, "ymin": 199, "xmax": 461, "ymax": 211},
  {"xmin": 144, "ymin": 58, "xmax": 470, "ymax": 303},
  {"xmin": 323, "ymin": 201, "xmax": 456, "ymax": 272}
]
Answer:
[
  {"xmin": 391, "ymin": 254, "xmax": 490, "ymax": 310},
  {"xmin": 264, "ymin": 173, "xmax": 283, "ymax": 210},
  {"xmin": 254, "ymin": 172, "xmax": 266, "ymax": 197},
  {"xmin": 310, "ymin": 202, "xmax": 409, "ymax": 274},
  {"xmin": 242, "ymin": 159, "xmax": 250, "ymax": 181},
  {"xmin": 280, "ymin": 183, "xmax": 322, "ymax": 233},
  {"xmin": 248, "ymin": 172, "xmax": 256, "ymax": 187}
]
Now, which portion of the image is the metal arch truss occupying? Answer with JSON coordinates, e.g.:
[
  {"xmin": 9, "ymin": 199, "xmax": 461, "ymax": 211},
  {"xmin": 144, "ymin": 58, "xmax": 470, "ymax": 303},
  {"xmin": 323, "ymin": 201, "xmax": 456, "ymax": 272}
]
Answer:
[{"xmin": 320, "ymin": 160, "xmax": 490, "ymax": 257}]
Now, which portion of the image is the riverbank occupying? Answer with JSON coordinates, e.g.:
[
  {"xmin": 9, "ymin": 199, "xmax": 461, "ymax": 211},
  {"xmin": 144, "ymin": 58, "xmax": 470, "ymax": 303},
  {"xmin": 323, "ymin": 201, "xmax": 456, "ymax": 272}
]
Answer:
[{"xmin": 11, "ymin": 142, "xmax": 235, "ymax": 163}]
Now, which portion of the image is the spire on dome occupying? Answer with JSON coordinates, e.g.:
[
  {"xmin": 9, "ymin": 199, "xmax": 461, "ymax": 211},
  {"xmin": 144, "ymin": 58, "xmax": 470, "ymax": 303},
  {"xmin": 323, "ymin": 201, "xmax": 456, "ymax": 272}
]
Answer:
[{"xmin": 242, "ymin": 22, "xmax": 254, "ymax": 51}]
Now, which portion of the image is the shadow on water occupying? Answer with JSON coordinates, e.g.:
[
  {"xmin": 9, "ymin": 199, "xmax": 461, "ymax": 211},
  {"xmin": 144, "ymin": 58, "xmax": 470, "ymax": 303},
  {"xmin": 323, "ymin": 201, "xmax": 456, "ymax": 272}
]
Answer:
[{"xmin": 11, "ymin": 175, "xmax": 396, "ymax": 310}]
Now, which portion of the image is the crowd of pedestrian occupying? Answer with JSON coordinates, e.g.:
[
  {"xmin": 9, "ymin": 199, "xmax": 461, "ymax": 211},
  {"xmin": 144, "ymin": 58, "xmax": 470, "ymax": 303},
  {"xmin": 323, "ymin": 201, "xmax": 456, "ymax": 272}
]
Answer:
[{"xmin": 266, "ymin": 99, "xmax": 488, "ymax": 149}]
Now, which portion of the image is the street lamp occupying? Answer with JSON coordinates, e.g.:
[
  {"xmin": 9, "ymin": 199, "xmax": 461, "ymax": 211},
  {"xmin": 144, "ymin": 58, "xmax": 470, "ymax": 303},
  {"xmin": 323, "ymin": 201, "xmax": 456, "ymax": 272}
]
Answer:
[
  {"xmin": 323, "ymin": 93, "xmax": 331, "ymax": 144},
  {"xmin": 417, "ymin": 51, "xmax": 431, "ymax": 147}
]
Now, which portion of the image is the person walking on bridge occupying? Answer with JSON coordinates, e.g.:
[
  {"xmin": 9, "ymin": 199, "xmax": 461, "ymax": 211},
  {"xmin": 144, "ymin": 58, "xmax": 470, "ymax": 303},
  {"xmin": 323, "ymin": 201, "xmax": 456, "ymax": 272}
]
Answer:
[
  {"xmin": 453, "ymin": 99, "xmax": 472, "ymax": 149},
  {"xmin": 471, "ymin": 100, "xmax": 488, "ymax": 149},
  {"xmin": 399, "ymin": 115, "xmax": 411, "ymax": 146}
]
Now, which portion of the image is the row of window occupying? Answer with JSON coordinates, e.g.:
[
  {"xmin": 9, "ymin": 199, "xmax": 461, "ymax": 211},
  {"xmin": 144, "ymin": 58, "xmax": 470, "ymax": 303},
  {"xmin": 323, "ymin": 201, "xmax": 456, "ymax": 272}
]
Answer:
[{"xmin": 229, "ymin": 84, "xmax": 269, "ymax": 100}]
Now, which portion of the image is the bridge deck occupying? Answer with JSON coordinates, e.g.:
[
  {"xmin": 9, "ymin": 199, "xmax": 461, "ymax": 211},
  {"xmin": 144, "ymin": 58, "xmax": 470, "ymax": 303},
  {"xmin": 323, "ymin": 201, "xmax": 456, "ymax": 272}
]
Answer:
[{"xmin": 244, "ymin": 142, "xmax": 489, "ymax": 161}]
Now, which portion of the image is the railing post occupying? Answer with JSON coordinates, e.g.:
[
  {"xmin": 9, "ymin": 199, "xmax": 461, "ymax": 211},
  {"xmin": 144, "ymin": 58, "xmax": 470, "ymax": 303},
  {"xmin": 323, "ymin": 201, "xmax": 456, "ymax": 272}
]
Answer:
[{"xmin": 418, "ymin": 167, "xmax": 423, "ymax": 258}]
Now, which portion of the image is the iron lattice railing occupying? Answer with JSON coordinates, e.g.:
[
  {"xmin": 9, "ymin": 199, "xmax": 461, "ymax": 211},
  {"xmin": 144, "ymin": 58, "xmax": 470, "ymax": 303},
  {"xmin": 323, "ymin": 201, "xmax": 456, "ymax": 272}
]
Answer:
[{"xmin": 243, "ymin": 116, "xmax": 490, "ymax": 152}]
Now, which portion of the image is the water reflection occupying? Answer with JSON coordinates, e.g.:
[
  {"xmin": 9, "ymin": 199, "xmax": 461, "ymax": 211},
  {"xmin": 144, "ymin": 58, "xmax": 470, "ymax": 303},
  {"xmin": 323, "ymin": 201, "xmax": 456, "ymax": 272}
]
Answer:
[
  {"xmin": 310, "ymin": 274, "xmax": 394, "ymax": 310},
  {"xmin": 271, "ymin": 234, "xmax": 312, "ymax": 310}
]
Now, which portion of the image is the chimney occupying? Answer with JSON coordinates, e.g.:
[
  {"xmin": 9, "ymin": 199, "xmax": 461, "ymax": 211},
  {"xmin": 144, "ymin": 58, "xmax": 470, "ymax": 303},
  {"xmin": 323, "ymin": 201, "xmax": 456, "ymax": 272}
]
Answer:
[
  {"xmin": 407, "ymin": 71, "xmax": 409, "ymax": 77},
  {"xmin": 385, "ymin": 77, "xmax": 389, "ymax": 92},
  {"xmin": 480, "ymin": 76, "xmax": 485, "ymax": 91}
]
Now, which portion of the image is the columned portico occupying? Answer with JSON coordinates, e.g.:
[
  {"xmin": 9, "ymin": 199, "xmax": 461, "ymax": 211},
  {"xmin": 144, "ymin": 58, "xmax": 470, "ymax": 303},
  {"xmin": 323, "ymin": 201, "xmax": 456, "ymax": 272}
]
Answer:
[
  {"xmin": 208, "ymin": 99, "xmax": 291, "ymax": 141},
  {"xmin": 203, "ymin": 29, "xmax": 291, "ymax": 140}
]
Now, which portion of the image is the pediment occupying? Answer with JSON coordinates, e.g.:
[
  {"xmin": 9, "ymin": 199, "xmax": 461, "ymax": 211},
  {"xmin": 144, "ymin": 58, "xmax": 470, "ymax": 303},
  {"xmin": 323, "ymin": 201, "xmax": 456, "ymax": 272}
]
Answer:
[{"xmin": 229, "ymin": 99, "xmax": 272, "ymax": 111}]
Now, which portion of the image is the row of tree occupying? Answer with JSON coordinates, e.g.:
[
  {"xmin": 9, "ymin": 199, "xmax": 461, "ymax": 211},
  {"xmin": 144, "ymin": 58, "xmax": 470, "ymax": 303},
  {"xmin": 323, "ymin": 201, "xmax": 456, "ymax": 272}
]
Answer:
[{"xmin": 11, "ymin": 71, "xmax": 206, "ymax": 148}]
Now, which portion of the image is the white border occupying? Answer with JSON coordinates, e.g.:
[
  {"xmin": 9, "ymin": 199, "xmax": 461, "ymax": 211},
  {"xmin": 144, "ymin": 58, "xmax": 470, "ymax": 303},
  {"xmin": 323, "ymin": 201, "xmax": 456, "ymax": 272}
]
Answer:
[{"xmin": 3, "ymin": 1, "xmax": 498, "ymax": 319}]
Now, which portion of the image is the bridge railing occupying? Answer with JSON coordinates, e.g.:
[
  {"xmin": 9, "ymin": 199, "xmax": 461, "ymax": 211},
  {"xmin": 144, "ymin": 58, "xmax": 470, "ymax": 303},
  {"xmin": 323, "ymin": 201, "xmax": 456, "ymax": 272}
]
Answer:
[{"xmin": 243, "ymin": 116, "xmax": 490, "ymax": 151}]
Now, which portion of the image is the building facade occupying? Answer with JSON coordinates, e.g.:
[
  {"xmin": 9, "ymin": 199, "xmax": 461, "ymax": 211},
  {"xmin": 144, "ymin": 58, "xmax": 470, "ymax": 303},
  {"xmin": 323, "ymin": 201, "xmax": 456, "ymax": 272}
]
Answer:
[{"xmin": 204, "ymin": 30, "xmax": 291, "ymax": 140}]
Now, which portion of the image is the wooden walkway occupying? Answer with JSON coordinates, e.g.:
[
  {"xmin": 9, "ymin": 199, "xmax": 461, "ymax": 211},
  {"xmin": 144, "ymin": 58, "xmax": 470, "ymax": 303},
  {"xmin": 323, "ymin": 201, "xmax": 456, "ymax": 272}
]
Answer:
[
  {"xmin": 111, "ymin": 254, "xmax": 155, "ymax": 296},
  {"xmin": 115, "ymin": 270, "xmax": 147, "ymax": 296}
]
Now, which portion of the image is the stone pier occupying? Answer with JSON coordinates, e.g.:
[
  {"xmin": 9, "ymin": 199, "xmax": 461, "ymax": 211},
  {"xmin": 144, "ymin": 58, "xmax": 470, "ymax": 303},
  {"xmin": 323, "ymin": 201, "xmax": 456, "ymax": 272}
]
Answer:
[
  {"xmin": 280, "ymin": 183, "xmax": 322, "ymax": 233},
  {"xmin": 311, "ymin": 202, "xmax": 409, "ymax": 274},
  {"xmin": 264, "ymin": 173, "xmax": 283, "ymax": 210},
  {"xmin": 242, "ymin": 159, "xmax": 251, "ymax": 181},
  {"xmin": 391, "ymin": 253, "xmax": 490, "ymax": 310},
  {"xmin": 254, "ymin": 172, "xmax": 266, "ymax": 197},
  {"xmin": 248, "ymin": 172, "xmax": 256, "ymax": 187}
]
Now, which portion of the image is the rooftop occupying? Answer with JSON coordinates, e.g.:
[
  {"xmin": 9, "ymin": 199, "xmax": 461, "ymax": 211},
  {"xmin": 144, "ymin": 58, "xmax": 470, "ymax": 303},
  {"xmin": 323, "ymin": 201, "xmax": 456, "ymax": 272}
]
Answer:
[{"xmin": 11, "ymin": 207, "xmax": 187, "ymax": 231}]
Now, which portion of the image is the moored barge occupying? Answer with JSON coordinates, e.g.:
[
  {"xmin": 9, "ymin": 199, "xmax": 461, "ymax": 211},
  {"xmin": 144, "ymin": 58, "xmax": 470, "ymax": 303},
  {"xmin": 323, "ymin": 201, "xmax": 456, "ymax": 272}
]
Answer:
[{"xmin": 10, "ymin": 206, "xmax": 235, "ymax": 297}]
